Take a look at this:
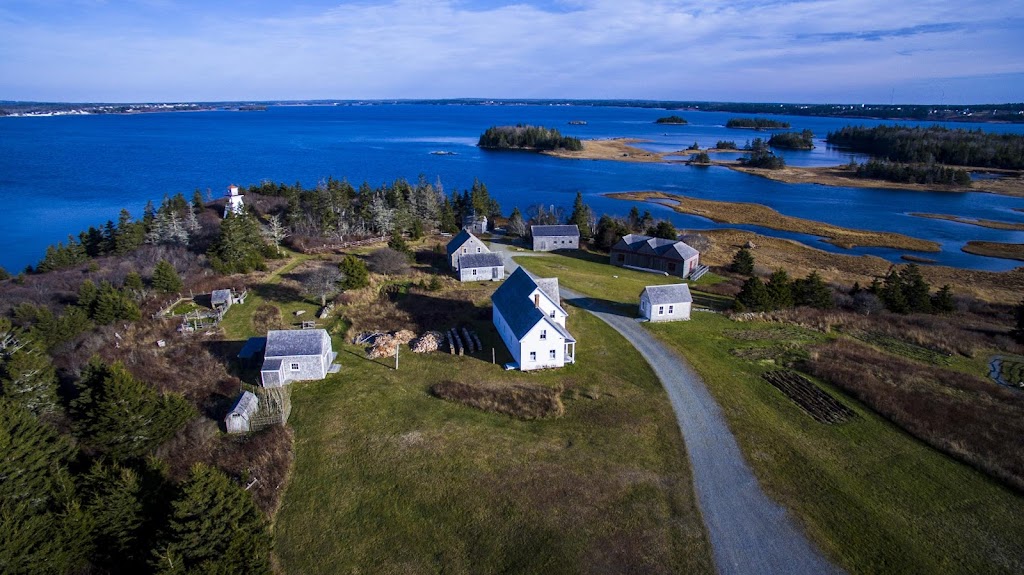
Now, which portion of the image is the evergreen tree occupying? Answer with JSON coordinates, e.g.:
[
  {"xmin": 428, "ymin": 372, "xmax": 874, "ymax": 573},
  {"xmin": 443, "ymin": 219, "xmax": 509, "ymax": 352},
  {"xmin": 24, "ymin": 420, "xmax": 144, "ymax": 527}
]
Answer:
[
  {"xmin": 78, "ymin": 279, "xmax": 99, "ymax": 310},
  {"xmin": 438, "ymin": 198, "xmax": 458, "ymax": 234},
  {"xmin": 339, "ymin": 255, "xmax": 369, "ymax": 290},
  {"xmin": 152, "ymin": 260, "xmax": 183, "ymax": 294},
  {"xmin": 0, "ymin": 340, "xmax": 60, "ymax": 417},
  {"xmin": 765, "ymin": 269, "xmax": 794, "ymax": 309},
  {"xmin": 793, "ymin": 271, "xmax": 834, "ymax": 309},
  {"xmin": 124, "ymin": 270, "xmax": 145, "ymax": 295},
  {"xmin": 900, "ymin": 264, "xmax": 932, "ymax": 313},
  {"xmin": 0, "ymin": 400, "xmax": 91, "ymax": 574},
  {"xmin": 648, "ymin": 220, "xmax": 678, "ymax": 240},
  {"xmin": 931, "ymin": 284, "xmax": 955, "ymax": 313},
  {"xmin": 627, "ymin": 206, "xmax": 641, "ymax": 232},
  {"xmin": 192, "ymin": 189, "xmax": 205, "ymax": 211},
  {"xmin": 637, "ymin": 210, "xmax": 654, "ymax": 233},
  {"xmin": 115, "ymin": 209, "xmax": 145, "ymax": 255},
  {"xmin": 71, "ymin": 360, "xmax": 196, "ymax": 461},
  {"xmin": 568, "ymin": 192, "xmax": 593, "ymax": 239},
  {"xmin": 879, "ymin": 269, "xmax": 909, "ymax": 313},
  {"xmin": 593, "ymin": 215, "xmax": 629, "ymax": 252},
  {"xmin": 730, "ymin": 247, "xmax": 755, "ymax": 275},
  {"xmin": 83, "ymin": 461, "xmax": 146, "ymax": 571},
  {"xmin": 0, "ymin": 266, "xmax": 9, "ymax": 281},
  {"xmin": 388, "ymin": 231, "xmax": 412, "ymax": 258},
  {"xmin": 734, "ymin": 276, "xmax": 771, "ymax": 311},
  {"xmin": 91, "ymin": 282, "xmax": 142, "ymax": 325},
  {"xmin": 153, "ymin": 464, "xmax": 271, "ymax": 575},
  {"xmin": 208, "ymin": 212, "xmax": 268, "ymax": 274}
]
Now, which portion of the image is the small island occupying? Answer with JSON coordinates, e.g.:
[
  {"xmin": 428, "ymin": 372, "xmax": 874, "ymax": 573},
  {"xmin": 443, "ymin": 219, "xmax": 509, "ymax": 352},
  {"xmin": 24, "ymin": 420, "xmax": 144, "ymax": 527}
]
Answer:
[
  {"xmin": 654, "ymin": 115, "xmax": 688, "ymax": 125},
  {"xmin": 478, "ymin": 124, "xmax": 583, "ymax": 151},
  {"xmin": 727, "ymin": 117, "xmax": 792, "ymax": 130},
  {"xmin": 768, "ymin": 129, "xmax": 815, "ymax": 150}
]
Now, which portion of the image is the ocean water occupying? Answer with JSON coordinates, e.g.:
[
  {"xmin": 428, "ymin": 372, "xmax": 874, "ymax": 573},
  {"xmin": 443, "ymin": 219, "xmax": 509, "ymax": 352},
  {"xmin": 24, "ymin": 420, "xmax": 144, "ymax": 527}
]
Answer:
[{"xmin": 1, "ymin": 104, "xmax": 1023, "ymax": 273}]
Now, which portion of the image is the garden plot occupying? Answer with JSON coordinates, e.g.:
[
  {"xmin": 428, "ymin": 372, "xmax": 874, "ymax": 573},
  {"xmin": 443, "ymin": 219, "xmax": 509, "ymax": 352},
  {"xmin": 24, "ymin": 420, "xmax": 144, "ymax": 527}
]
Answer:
[
  {"xmin": 761, "ymin": 370, "xmax": 856, "ymax": 424},
  {"xmin": 851, "ymin": 332, "xmax": 952, "ymax": 366}
]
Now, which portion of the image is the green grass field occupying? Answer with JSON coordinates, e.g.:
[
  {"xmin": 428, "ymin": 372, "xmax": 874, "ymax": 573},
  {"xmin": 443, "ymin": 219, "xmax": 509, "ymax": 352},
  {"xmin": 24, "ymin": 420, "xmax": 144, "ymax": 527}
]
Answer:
[
  {"xmin": 518, "ymin": 252, "xmax": 1024, "ymax": 574},
  {"xmin": 257, "ymin": 262, "xmax": 714, "ymax": 574}
]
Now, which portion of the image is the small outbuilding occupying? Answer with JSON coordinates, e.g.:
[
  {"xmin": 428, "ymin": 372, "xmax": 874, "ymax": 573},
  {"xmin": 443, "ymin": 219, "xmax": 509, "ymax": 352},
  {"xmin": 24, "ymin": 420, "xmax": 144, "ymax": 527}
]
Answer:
[
  {"xmin": 445, "ymin": 229, "xmax": 490, "ymax": 269},
  {"xmin": 225, "ymin": 391, "xmax": 259, "ymax": 434},
  {"xmin": 639, "ymin": 284, "xmax": 693, "ymax": 322},
  {"xmin": 457, "ymin": 252, "xmax": 505, "ymax": 282},
  {"xmin": 463, "ymin": 214, "xmax": 488, "ymax": 235},
  {"xmin": 260, "ymin": 329, "xmax": 337, "ymax": 388},
  {"xmin": 531, "ymin": 225, "xmax": 580, "ymax": 252}
]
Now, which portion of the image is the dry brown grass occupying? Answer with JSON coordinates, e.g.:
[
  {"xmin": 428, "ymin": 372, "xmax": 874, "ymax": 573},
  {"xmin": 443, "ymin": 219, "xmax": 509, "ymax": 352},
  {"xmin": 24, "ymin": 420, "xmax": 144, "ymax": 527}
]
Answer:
[
  {"xmin": 806, "ymin": 339, "xmax": 1024, "ymax": 491},
  {"xmin": 252, "ymin": 303, "xmax": 284, "ymax": 333},
  {"xmin": 430, "ymin": 380, "xmax": 565, "ymax": 420},
  {"xmin": 541, "ymin": 138, "xmax": 669, "ymax": 163},
  {"xmin": 910, "ymin": 213, "xmax": 1024, "ymax": 231},
  {"xmin": 612, "ymin": 191, "xmax": 940, "ymax": 251},
  {"xmin": 698, "ymin": 228, "xmax": 1024, "ymax": 304},
  {"xmin": 963, "ymin": 241, "xmax": 1024, "ymax": 261}
]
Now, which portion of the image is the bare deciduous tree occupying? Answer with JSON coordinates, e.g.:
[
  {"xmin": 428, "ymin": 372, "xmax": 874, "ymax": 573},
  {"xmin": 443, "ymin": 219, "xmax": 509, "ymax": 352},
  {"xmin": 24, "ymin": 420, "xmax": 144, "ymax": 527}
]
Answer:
[{"xmin": 263, "ymin": 215, "xmax": 289, "ymax": 255}]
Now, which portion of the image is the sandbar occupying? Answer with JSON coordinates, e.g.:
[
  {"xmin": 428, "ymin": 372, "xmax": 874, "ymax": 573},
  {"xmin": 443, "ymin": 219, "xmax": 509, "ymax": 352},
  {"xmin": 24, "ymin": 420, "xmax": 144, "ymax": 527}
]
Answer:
[
  {"xmin": 909, "ymin": 213, "xmax": 1024, "ymax": 231},
  {"xmin": 962, "ymin": 241, "xmax": 1024, "ymax": 261}
]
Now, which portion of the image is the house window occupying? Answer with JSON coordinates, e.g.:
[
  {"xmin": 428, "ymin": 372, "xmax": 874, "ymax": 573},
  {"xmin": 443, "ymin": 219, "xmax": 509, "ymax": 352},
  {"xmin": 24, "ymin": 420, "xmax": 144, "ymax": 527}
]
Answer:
[
  {"xmin": 529, "ymin": 351, "xmax": 537, "ymax": 361},
  {"xmin": 549, "ymin": 350, "xmax": 556, "ymax": 359},
  {"xmin": 658, "ymin": 306, "xmax": 664, "ymax": 315},
  {"xmin": 549, "ymin": 310, "xmax": 556, "ymax": 318},
  {"xmin": 462, "ymin": 248, "xmax": 467, "ymax": 253},
  {"xmin": 540, "ymin": 329, "xmax": 547, "ymax": 340},
  {"xmin": 290, "ymin": 363, "xmax": 300, "ymax": 371},
  {"xmin": 477, "ymin": 247, "xmax": 481, "ymax": 252},
  {"xmin": 668, "ymin": 305, "xmax": 674, "ymax": 314},
  {"xmin": 472, "ymin": 268, "xmax": 477, "ymax": 276}
]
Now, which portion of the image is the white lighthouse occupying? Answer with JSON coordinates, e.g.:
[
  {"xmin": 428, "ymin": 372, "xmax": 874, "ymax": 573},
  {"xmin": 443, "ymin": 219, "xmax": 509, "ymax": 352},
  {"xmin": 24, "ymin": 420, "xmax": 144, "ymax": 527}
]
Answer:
[{"xmin": 224, "ymin": 184, "xmax": 244, "ymax": 218}]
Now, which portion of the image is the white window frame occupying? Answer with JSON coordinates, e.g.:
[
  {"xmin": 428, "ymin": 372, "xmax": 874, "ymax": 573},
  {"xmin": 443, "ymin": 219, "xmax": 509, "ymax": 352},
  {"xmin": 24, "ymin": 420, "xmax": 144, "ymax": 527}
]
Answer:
[
  {"xmin": 290, "ymin": 362, "xmax": 300, "ymax": 371},
  {"xmin": 549, "ymin": 349, "xmax": 556, "ymax": 359},
  {"xmin": 549, "ymin": 310, "xmax": 556, "ymax": 318},
  {"xmin": 668, "ymin": 305, "xmax": 674, "ymax": 314},
  {"xmin": 540, "ymin": 329, "xmax": 547, "ymax": 340},
  {"xmin": 658, "ymin": 306, "xmax": 664, "ymax": 315},
  {"xmin": 529, "ymin": 351, "xmax": 537, "ymax": 362},
  {"xmin": 472, "ymin": 268, "xmax": 477, "ymax": 276}
]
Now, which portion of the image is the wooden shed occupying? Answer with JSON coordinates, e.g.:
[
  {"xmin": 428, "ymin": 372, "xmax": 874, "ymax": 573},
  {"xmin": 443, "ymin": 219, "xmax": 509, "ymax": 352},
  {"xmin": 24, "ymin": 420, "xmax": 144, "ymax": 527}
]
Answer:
[{"xmin": 225, "ymin": 391, "xmax": 259, "ymax": 434}]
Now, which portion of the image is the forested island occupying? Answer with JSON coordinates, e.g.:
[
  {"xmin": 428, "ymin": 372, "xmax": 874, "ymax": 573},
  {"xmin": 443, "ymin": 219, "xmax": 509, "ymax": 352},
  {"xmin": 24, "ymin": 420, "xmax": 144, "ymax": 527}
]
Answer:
[
  {"xmin": 739, "ymin": 138, "xmax": 786, "ymax": 169},
  {"xmin": 826, "ymin": 125, "xmax": 1024, "ymax": 169},
  {"xmin": 767, "ymin": 129, "xmax": 815, "ymax": 150},
  {"xmin": 853, "ymin": 159, "xmax": 971, "ymax": 185},
  {"xmin": 726, "ymin": 118, "xmax": 792, "ymax": 129},
  {"xmin": 478, "ymin": 125, "xmax": 583, "ymax": 151},
  {"xmin": 654, "ymin": 115, "xmax": 688, "ymax": 125}
]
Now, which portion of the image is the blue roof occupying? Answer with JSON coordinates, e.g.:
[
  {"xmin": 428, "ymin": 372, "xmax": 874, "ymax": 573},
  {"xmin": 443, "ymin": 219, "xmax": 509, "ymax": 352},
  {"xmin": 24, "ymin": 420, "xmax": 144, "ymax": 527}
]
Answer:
[
  {"xmin": 446, "ymin": 229, "xmax": 475, "ymax": 257},
  {"xmin": 237, "ymin": 336, "xmax": 267, "ymax": 359},
  {"xmin": 492, "ymin": 268, "xmax": 572, "ymax": 341}
]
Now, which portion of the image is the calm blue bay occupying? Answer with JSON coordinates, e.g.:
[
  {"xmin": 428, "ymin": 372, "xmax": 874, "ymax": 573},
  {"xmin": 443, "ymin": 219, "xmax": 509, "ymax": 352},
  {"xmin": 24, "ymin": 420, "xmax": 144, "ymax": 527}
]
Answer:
[{"xmin": 1, "ymin": 104, "xmax": 1023, "ymax": 273}]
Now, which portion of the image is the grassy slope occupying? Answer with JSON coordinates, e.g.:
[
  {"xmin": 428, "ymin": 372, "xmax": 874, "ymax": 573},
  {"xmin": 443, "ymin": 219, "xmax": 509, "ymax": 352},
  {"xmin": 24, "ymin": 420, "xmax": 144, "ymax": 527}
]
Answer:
[
  {"xmin": 518, "ymin": 252, "xmax": 1024, "ymax": 574},
  {"xmin": 272, "ymin": 287, "xmax": 714, "ymax": 573}
]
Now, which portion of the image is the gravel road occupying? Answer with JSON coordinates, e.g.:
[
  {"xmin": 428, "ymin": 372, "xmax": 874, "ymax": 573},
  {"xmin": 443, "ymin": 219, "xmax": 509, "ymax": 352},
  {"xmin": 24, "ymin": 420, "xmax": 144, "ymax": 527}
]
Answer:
[{"xmin": 494, "ymin": 243, "xmax": 841, "ymax": 575}]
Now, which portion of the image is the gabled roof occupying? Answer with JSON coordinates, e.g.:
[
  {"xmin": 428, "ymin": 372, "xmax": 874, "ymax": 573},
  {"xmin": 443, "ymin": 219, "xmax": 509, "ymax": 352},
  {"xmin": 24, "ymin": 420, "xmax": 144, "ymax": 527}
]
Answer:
[
  {"xmin": 446, "ymin": 229, "xmax": 480, "ymax": 257},
  {"xmin": 614, "ymin": 234, "xmax": 699, "ymax": 260},
  {"xmin": 534, "ymin": 277, "xmax": 560, "ymax": 303},
  {"xmin": 264, "ymin": 329, "xmax": 329, "ymax": 358},
  {"xmin": 459, "ymin": 252, "xmax": 503, "ymax": 269},
  {"xmin": 548, "ymin": 317, "xmax": 576, "ymax": 343},
  {"xmin": 531, "ymin": 224, "xmax": 580, "ymax": 238},
  {"xmin": 229, "ymin": 391, "xmax": 259, "ymax": 418},
  {"xmin": 642, "ymin": 283, "xmax": 693, "ymax": 305},
  {"xmin": 492, "ymin": 268, "xmax": 568, "ymax": 341}
]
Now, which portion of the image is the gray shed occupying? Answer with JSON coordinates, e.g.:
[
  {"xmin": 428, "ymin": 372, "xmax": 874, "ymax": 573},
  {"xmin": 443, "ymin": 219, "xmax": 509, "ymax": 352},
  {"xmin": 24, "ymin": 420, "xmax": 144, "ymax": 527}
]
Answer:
[
  {"xmin": 225, "ymin": 391, "xmax": 259, "ymax": 434},
  {"xmin": 211, "ymin": 289, "xmax": 233, "ymax": 311},
  {"xmin": 531, "ymin": 225, "xmax": 580, "ymax": 251},
  {"xmin": 260, "ymin": 329, "xmax": 337, "ymax": 387},
  {"xmin": 457, "ymin": 252, "xmax": 505, "ymax": 282},
  {"xmin": 639, "ymin": 284, "xmax": 693, "ymax": 322}
]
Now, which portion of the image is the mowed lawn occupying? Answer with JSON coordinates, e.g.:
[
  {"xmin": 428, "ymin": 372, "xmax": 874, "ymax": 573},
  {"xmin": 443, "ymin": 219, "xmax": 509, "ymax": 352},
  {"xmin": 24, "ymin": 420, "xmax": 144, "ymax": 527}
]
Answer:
[
  {"xmin": 273, "ymin": 303, "xmax": 714, "ymax": 573},
  {"xmin": 519, "ymin": 252, "xmax": 1024, "ymax": 574}
]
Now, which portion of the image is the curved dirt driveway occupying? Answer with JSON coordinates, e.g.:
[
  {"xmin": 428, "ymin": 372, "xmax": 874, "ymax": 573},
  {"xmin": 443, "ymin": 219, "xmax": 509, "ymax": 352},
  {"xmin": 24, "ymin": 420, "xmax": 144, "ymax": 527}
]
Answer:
[{"xmin": 495, "ymin": 243, "xmax": 840, "ymax": 575}]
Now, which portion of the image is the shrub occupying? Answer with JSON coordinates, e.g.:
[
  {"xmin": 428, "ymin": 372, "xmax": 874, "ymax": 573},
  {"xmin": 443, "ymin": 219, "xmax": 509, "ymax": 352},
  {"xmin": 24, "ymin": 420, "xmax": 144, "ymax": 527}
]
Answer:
[
  {"xmin": 367, "ymin": 248, "xmax": 411, "ymax": 276},
  {"xmin": 431, "ymin": 380, "xmax": 564, "ymax": 420}
]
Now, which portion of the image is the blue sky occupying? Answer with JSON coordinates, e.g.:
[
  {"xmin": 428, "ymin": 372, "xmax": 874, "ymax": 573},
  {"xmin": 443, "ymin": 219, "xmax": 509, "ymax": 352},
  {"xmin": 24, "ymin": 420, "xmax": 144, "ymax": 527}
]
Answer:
[{"xmin": 1, "ymin": 0, "xmax": 1022, "ymax": 104}]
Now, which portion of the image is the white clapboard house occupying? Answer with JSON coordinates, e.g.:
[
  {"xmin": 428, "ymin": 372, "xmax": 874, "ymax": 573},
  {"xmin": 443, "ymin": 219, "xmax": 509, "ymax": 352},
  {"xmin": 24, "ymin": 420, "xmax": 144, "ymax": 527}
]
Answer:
[
  {"xmin": 492, "ymin": 268, "xmax": 576, "ymax": 371},
  {"xmin": 639, "ymin": 284, "xmax": 693, "ymax": 322},
  {"xmin": 260, "ymin": 329, "xmax": 338, "ymax": 387}
]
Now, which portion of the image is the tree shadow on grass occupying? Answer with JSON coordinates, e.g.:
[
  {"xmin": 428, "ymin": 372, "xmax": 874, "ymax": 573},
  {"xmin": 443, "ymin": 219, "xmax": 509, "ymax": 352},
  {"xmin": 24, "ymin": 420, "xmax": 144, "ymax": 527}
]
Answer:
[
  {"xmin": 251, "ymin": 282, "xmax": 305, "ymax": 305},
  {"xmin": 564, "ymin": 296, "xmax": 637, "ymax": 319}
]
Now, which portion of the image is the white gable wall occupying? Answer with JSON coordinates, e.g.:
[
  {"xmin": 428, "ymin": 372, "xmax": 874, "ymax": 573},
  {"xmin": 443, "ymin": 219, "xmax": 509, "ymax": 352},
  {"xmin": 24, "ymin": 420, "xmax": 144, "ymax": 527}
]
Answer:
[
  {"xmin": 528, "ymin": 287, "xmax": 566, "ymax": 327},
  {"xmin": 449, "ymin": 236, "xmax": 489, "ymax": 269},
  {"xmin": 640, "ymin": 292, "xmax": 692, "ymax": 322},
  {"xmin": 519, "ymin": 319, "xmax": 567, "ymax": 371}
]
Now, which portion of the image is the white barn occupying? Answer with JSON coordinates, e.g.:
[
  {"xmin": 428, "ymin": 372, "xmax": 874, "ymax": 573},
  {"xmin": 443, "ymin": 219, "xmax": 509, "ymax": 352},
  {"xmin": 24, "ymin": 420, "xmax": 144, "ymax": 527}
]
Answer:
[
  {"xmin": 260, "ymin": 329, "xmax": 337, "ymax": 387},
  {"xmin": 531, "ymin": 225, "xmax": 580, "ymax": 252},
  {"xmin": 492, "ymin": 268, "xmax": 576, "ymax": 371},
  {"xmin": 445, "ymin": 229, "xmax": 490, "ymax": 269},
  {"xmin": 639, "ymin": 284, "xmax": 693, "ymax": 322},
  {"xmin": 457, "ymin": 252, "xmax": 505, "ymax": 282},
  {"xmin": 225, "ymin": 391, "xmax": 259, "ymax": 434}
]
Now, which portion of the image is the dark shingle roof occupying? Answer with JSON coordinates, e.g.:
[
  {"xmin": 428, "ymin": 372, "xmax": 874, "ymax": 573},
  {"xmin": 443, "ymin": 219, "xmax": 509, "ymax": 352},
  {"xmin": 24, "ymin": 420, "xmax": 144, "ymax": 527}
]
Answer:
[
  {"xmin": 616, "ymin": 234, "xmax": 698, "ymax": 260},
  {"xmin": 459, "ymin": 252, "xmax": 503, "ymax": 269},
  {"xmin": 531, "ymin": 224, "xmax": 580, "ymax": 238},
  {"xmin": 643, "ymin": 284, "xmax": 693, "ymax": 305},
  {"xmin": 264, "ymin": 329, "xmax": 329, "ymax": 358},
  {"xmin": 492, "ymin": 268, "xmax": 571, "ymax": 341},
  {"xmin": 446, "ymin": 229, "xmax": 476, "ymax": 257}
]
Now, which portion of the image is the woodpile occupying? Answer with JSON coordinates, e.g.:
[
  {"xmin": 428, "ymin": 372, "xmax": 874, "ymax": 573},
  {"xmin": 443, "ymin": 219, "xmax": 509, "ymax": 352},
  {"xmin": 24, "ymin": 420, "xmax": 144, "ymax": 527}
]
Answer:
[
  {"xmin": 365, "ymin": 330, "xmax": 417, "ymax": 359},
  {"xmin": 411, "ymin": 331, "xmax": 445, "ymax": 353}
]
